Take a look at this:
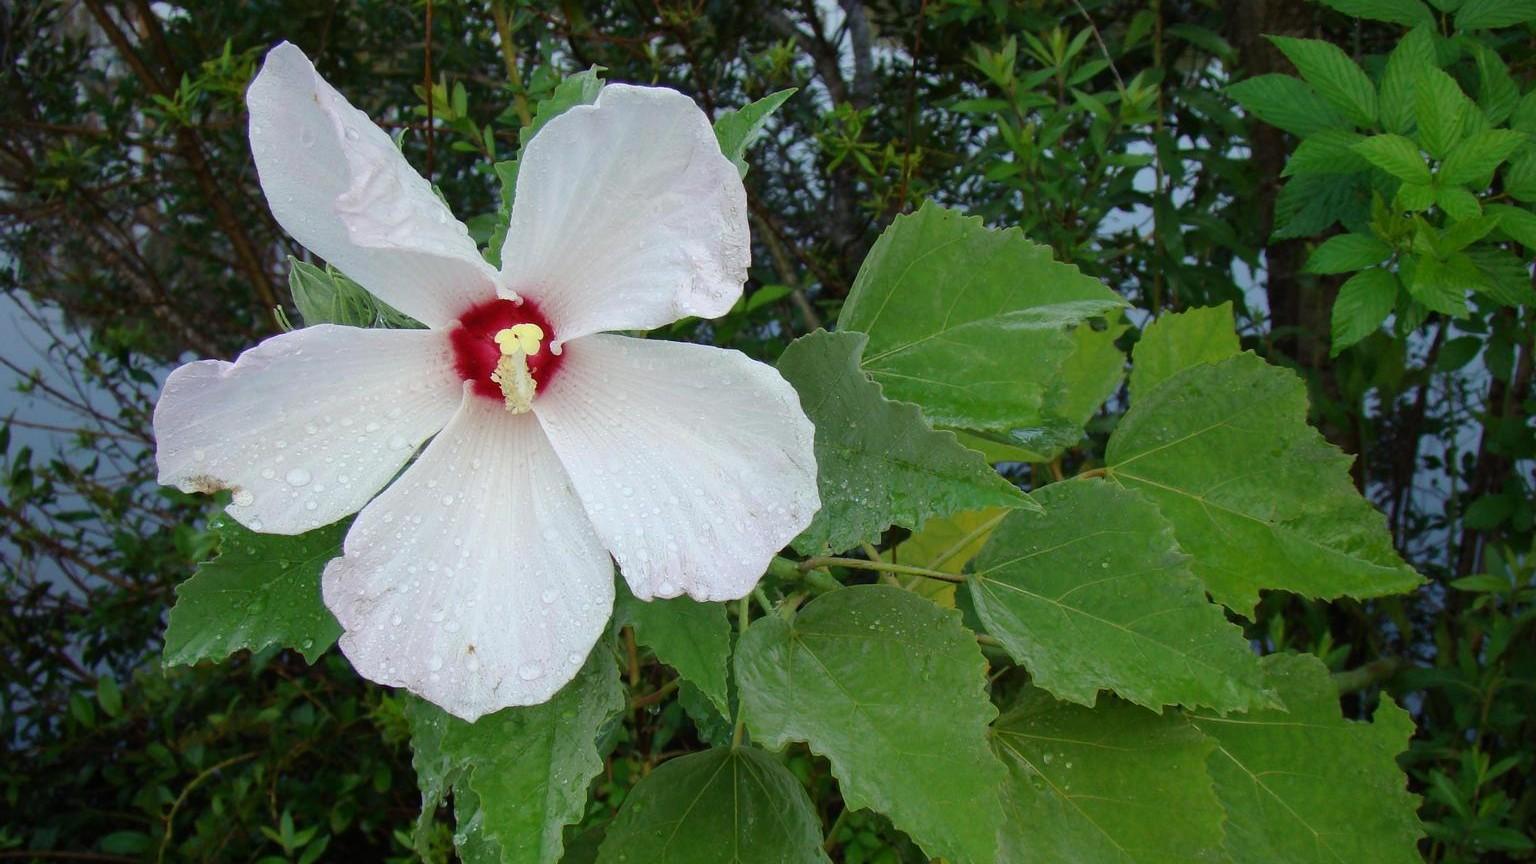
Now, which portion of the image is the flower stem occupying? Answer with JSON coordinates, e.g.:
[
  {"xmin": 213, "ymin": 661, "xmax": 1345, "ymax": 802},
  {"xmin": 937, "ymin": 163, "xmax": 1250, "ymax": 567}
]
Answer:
[
  {"xmin": 731, "ymin": 598, "xmax": 750, "ymax": 749},
  {"xmin": 798, "ymin": 556, "xmax": 966, "ymax": 584},
  {"xmin": 629, "ymin": 678, "xmax": 680, "ymax": 710}
]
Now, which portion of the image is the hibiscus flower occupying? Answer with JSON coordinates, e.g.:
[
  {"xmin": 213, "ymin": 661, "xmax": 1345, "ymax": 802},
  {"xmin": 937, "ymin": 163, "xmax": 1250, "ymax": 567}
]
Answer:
[{"xmin": 154, "ymin": 43, "xmax": 820, "ymax": 721}]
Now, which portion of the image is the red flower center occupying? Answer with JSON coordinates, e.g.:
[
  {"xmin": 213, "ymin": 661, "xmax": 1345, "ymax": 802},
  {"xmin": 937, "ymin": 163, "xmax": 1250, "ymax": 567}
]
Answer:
[{"xmin": 449, "ymin": 297, "xmax": 563, "ymax": 401}]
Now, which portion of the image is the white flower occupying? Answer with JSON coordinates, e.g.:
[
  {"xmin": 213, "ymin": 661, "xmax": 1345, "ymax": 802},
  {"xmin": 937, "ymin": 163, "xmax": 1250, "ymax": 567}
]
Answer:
[{"xmin": 154, "ymin": 43, "xmax": 820, "ymax": 721}]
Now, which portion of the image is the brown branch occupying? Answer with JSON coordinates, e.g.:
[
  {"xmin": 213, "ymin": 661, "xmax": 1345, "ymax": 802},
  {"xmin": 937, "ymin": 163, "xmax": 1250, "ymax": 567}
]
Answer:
[{"xmin": 82, "ymin": 0, "xmax": 279, "ymax": 313}]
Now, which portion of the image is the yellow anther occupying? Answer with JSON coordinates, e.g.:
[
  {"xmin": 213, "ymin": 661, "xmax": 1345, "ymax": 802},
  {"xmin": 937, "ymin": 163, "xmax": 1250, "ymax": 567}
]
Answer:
[{"xmin": 494, "ymin": 323, "xmax": 544, "ymax": 357}]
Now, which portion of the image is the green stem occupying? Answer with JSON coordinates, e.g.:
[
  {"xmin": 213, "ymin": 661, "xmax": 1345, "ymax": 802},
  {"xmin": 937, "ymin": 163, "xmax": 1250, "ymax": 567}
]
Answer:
[
  {"xmin": 752, "ymin": 587, "xmax": 775, "ymax": 617},
  {"xmin": 799, "ymin": 555, "xmax": 966, "ymax": 584},
  {"xmin": 731, "ymin": 598, "xmax": 750, "ymax": 749},
  {"xmin": 629, "ymin": 678, "xmax": 680, "ymax": 710}
]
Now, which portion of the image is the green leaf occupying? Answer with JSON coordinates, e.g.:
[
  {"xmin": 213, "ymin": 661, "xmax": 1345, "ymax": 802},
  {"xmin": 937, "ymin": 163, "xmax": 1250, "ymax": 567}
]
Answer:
[
  {"xmin": 407, "ymin": 651, "xmax": 623, "ymax": 864},
  {"xmin": 595, "ymin": 747, "xmax": 831, "ymax": 864},
  {"xmin": 971, "ymin": 480, "xmax": 1269, "ymax": 712},
  {"xmin": 1128, "ymin": 303, "xmax": 1239, "ymax": 401},
  {"xmin": 1106, "ymin": 352, "xmax": 1422, "ymax": 615},
  {"xmin": 1455, "ymin": 0, "xmax": 1536, "ymax": 28},
  {"xmin": 1435, "ymin": 185, "xmax": 1483, "ymax": 220},
  {"xmin": 1283, "ymin": 130, "xmax": 1369, "ymax": 177},
  {"xmin": 1269, "ymin": 36, "xmax": 1378, "ymax": 127},
  {"xmin": 1304, "ymin": 233, "xmax": 1392, "ymax": 274},
  {"xmin": 1466, "ymin": 247, "xmax": 1536, "ymax": 305},
  {"xmin": 287, "ymin": 258, "xmax": 415, "ymax": 328},
  {"xmin": 1472, "ymin": 44, "xmax": 1520, "ymax": 125},
  {"xmin": 1488, "ymin": 203, "xmax": 1536, "ymax": 248},
  {"xmin": 1044, "ymin": 312, "xmax": 1130, "ymax": 427},
  {"xmin": 776, "ymin": 330, "xmax": 1031, "ymax": 555},
  {"xmin": 1442, "ymin": 213, "xmax": 1500, "ymax": 251},
  {"xmin": 886, "ymin": 507, "xmax": 1010, "ymax": 607},
  {"xmin": 99, "ymin": 831, "xmax": 154, "ymax": 855},
  {"xmin": 614, "ymin": 579, "xmax": 731, "ymax": 716},
  {"xmin": 1187, "ymin": 653, "xmax": 1423, "ymax": 864},
  {"xmin": 1514, "ymin": 92, "xmax": 1536, "ymax": 135},
  {"xmin": 713, "ymin": 89, "xmax": 796, "ymax": 178},
  {"xmin": 1039, "ymin": 316, "xmax": 1130, "ymax": 438},
  {"xmin": 1352, "ymin": 135, "xmax": 1430, "ymax": 184},
  {"xmin": 734, "ymin": 585, "xmax": 1005, "ymax": 863},
  {"xmin": 952, "ymin": 429, "xmax": 1053, "ymax": 464},
  {"xmin": 560, "ymin": 826, "xmax": 606, "ymax": 864},
  {"xmin": 1380, "ymin": 26, "xmax": 1437, "ymax": 135},
  {"xmin": 1506, "ymin": 150, "xmax": 1536, "ymax": 202},
  {"xmin": 993, "ymin": 689, "xmax": 1227, "ymax": 863},
  {"xmin": 96, "ymin": 674, "xmax": 123, "ymax": 719},
  {"xmin": 1416, "ymin": 67, "xmax": 1476, "ymax": 159},
  {"xmin": 836, "ymin": 202, "xmax": 1126, "ymax": 431},
  {"xmin": 1393, "ymin": 180, "xmax": 1436, "ymax": 212},
  {"xmin": 163, "ymin": 515, "xmax": 343, "ymax": 666},
  {"xmin": 1316, "ymin": 0, "xmax": 1435, "ymax": 25},
  {"xmin": 1408, "ymin": 254, "xmax": 1474, "ymax": 316},
  {"xmin": 1227, "ymin": 75, "xmax": 1347, "ymax": 137},
  {"xmin": 1273, "ymin": 173, "xmax": 1371, "ymax": 240},
  {"xmin": 1331, "ymin": 269, "xmax": 1400, "ymax": 354},
  {"xmin": 1439, "ymin": 129, "xmax": 1527, "ymax": 186}
]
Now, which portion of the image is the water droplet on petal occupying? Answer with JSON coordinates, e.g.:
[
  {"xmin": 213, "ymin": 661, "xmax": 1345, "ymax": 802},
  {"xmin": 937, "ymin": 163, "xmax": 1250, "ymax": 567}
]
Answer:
[
  {"xmin": 518, "ymin": 661, "xmax": 542, "ymax": 681},
  {"xmin": 285, "ymin": 468, "xmax": 312, "ymax": 487}
]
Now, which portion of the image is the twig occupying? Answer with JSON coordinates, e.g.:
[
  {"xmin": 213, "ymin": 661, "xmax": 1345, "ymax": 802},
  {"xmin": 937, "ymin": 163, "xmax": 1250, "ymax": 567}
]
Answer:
[
  {"xmin": 798, "ymin": 556, "xmax": 965, "ymax": 584},
  {"xmin": 424, "ymin": 0, "xmax": 435, "ymax": 179}
]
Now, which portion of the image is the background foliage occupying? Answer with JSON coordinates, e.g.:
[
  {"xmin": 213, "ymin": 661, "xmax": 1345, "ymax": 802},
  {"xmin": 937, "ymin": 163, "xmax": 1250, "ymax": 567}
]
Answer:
[{"xmin": 2, "ymin": 0, "xmax": 1533, "ymax": 861}]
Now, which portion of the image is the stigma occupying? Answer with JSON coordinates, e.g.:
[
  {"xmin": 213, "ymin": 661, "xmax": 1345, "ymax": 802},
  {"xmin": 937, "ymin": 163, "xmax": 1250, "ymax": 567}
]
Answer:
[{"xmin": 491, "ymin": 324, "xmax": 543, "ymax": 413}]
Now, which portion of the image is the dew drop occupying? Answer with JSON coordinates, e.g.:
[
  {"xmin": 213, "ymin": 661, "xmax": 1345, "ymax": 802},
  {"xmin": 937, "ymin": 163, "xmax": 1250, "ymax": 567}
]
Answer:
[
  {"xmin": 285, "ymin": 468, "xmax": 312, "ymax": 487},
  {"xmin": 517, "ymin": 661, "xmax": 543, "ymax": 681},
  {"xmin": 231, "ymin": 489, "xmax": 254, "ymax": 507}
]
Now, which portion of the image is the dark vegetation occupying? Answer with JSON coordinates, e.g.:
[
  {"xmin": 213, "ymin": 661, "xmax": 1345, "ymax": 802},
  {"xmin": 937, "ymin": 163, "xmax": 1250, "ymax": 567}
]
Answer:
[{"xmin": 1, "ymin": 1, "xmax": 1532, "ymax": 860}]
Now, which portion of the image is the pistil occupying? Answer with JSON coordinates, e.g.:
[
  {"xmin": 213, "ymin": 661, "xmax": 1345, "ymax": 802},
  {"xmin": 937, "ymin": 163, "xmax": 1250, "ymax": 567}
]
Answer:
[{"xmin": 490, "ymin": 323, "xmax": 544, "ymax": 413}]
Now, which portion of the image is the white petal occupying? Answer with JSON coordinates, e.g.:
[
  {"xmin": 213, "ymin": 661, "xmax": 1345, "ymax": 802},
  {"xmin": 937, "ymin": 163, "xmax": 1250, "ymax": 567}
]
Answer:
[
  {"xmin": 499, "ymin": 84, "xmax": 749, "ymax": 342},
  {"xmin": 248, "ymin": 42, "xmax": 496, "ymax": 328},
  {"xmin": 533, "ymin": 335, "xmax": 818, "ymax": 601},
  {"xmin": 154, "ymin": 326, "xmax": 461, "ymax": 534},
  {"xmin": 323, "ymin": 398, "xmax": 614, "ymax": 721}
]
